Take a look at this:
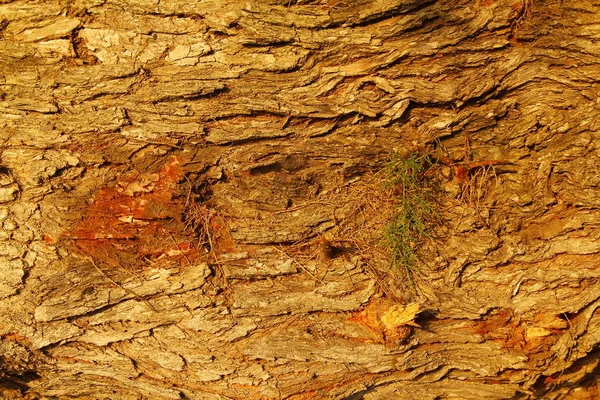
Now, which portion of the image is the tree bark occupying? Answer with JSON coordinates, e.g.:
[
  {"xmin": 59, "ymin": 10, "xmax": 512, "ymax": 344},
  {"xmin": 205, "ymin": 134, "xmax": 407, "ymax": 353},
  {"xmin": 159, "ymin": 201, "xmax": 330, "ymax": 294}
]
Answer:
[{"xmin": 2, "ymin": 0, "xmax": 600, "ymax": 399}]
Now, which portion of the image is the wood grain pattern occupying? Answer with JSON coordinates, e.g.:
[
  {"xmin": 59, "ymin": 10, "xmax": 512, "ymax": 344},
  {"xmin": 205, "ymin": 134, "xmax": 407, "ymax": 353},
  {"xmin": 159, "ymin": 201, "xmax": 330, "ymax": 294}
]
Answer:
[{"xmin": 1, "ymin": 0, "xmax": 600, "ymax": 398}]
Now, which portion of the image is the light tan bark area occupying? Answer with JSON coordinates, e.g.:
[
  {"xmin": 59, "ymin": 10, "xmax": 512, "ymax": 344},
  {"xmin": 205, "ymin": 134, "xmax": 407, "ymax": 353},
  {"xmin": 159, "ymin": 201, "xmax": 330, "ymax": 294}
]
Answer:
[{"xmin": 2, "ymin": 0, "xmax": 600, "ymax": 399}]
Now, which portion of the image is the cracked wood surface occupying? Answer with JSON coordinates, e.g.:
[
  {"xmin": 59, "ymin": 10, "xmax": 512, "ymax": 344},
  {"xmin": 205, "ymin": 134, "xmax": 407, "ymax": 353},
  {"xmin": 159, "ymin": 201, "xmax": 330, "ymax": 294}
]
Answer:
[{"xmin": 1, "ymin": 0, "xmax": 600, "ymax": 399}]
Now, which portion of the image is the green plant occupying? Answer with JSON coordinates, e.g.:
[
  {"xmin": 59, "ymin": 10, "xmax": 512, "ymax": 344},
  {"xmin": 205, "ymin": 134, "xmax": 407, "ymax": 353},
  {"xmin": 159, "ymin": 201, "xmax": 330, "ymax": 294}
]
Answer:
[{"xmin": 382, "ymin": 151, "xmax": 437, "ymax": 284}]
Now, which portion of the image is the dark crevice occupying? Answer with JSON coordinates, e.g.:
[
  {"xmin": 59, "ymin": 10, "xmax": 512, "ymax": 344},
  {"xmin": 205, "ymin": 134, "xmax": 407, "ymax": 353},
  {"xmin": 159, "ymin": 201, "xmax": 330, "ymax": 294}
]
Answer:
[
  {"xmin": 338, "ymin": 0, "xmax": 437, "ymax": 29},
  {"xmin": 0, "ymin": 371, "xmax": 41, "ymax": 393},
  {"xmin": 152, "ymin": 86, "xmax": 230, "ymax": 103},
  {"xmin": 241, "ymin": 40, "xmax": 295, "ymax": 48},
  {"xmin": 70, "ymin": 27, "xmax": 99, "ymax": 65},
  {"xmin": 532, "ymin": 345, "xmax": 600, "ymax": 398}
]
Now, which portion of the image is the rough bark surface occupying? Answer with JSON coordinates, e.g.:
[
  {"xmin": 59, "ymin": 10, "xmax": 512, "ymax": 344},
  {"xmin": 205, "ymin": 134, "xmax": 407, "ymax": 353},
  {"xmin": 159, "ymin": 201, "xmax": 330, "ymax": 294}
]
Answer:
[{"xmin": 1, "ymin": 0, "xmax": 600, "ymax": 399}]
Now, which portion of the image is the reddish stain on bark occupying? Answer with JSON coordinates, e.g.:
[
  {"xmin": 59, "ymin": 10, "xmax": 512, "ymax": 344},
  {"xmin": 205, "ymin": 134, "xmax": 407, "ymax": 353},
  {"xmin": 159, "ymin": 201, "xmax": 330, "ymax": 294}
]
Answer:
[
  {"xmin": 67, "ymin": 157, "xmax": 197, "ymax": 270},
  {"xmin": 472, "ymin": 309, "xmax": 535, "ymax": 350}
]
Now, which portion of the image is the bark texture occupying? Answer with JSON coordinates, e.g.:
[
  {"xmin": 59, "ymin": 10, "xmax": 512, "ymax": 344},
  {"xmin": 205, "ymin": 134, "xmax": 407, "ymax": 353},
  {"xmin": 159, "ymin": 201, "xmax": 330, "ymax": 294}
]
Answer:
[{"xmin": 2, "ymin": 0, "xmax": 600, "ymax": 399}]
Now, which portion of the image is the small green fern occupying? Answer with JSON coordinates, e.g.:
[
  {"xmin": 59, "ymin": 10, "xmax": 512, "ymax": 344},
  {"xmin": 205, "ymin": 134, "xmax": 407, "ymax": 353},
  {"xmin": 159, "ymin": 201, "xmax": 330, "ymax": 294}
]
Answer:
[{"xmin": 382, "ymin": 151, "xmax": 437, "ymax": 284}]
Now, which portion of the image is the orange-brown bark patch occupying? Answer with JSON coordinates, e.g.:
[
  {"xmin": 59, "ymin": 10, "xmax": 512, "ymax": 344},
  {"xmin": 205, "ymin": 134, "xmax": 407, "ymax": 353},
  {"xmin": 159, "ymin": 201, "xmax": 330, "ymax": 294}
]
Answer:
[{"xmin": 66, "ymin": 157, "xmax": 198, "ymax": 270}]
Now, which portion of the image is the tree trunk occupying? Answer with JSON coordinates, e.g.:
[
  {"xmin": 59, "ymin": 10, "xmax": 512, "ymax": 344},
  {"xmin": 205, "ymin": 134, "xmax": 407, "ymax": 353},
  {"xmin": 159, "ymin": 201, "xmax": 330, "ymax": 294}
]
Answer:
[{"xmin": 2, "ymin": 0, "xmax": 600, "ymax": 398}]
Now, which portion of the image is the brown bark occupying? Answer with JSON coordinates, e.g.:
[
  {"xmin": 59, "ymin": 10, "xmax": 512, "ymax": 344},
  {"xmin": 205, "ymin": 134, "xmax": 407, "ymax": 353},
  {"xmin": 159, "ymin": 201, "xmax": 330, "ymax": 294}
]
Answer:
[{"xmin": 1, "ymin": 0, "xmax": 600, "ymax": 399}]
